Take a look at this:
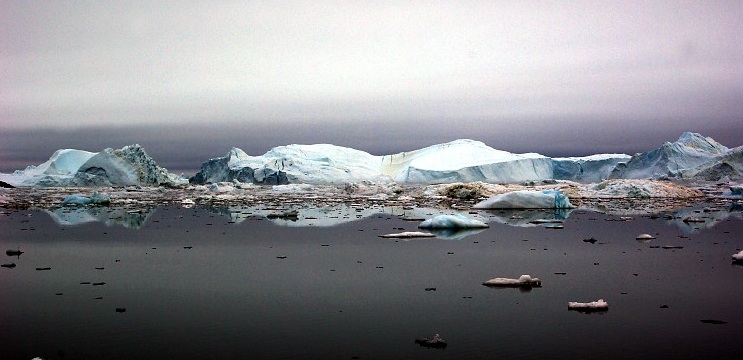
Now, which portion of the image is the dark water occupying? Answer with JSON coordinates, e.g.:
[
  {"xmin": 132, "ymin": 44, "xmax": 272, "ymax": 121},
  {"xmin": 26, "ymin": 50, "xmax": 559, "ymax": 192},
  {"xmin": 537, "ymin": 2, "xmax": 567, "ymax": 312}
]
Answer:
[{"xmin": 1, "ymin": 206, "xmax": 742, "ymax": 360}]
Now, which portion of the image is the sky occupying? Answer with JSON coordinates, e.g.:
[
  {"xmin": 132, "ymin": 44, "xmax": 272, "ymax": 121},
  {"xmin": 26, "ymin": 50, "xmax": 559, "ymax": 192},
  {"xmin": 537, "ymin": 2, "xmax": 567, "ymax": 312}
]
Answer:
[{"xmin": 1, "ymin": 1, "xmax": 742, "ymax": 174}]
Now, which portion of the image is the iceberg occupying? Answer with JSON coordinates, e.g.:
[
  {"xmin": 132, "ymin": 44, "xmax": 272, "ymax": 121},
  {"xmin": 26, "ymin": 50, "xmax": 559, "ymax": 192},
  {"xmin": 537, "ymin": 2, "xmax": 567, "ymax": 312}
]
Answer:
[
  {"xmin": 0, "ymin": 145, "xmax": 184, "ymax": 187},
  {"xmin": 72, "ymin": 145, "xmax": 181, "ymax": 186},
  {"xmin": 191, "ymin": 144, "xmax": 387, "ymax": 185},
  {"xmin": 610, "ymin": 132, "xmax": 729, "ymax": 180},
  {"xmin": 191, "ymin": 139, "xmax": 554, "ymax": 185},
  {"xmin": 473, "ymin": 189, "xmax": 574, "ymax": 209},
  {"xmin": 385, "ymin": 139, "xmax": 553, "ymax": 184},
  {"xmin": 733, "ymin": 250, "xmax": 743, "ymax": 261},
  {"xmin": 418, "ymin": 214, "xmax": 489, "ymax": 229},
  {"xmin": 482, "ymin": 274, "xmax": 542, "ymax": 287}
]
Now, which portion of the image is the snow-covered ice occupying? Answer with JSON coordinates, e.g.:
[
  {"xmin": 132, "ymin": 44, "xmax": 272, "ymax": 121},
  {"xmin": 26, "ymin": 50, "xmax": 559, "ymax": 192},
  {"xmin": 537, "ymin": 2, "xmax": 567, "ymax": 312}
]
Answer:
[
  {"xmin": 482, "ymin": 274, "xmax": 542, "ymax": 287},
  {"xmin": 473, "ymin": 189, "xmax": 573, "ymax": 209},
  {"xmin": 733, "ymin": 250, "xmax": 743, "ymax": 261},
  {"xmin": 418, "ymin": 214, "xmax": 489, "ymax": 228}
]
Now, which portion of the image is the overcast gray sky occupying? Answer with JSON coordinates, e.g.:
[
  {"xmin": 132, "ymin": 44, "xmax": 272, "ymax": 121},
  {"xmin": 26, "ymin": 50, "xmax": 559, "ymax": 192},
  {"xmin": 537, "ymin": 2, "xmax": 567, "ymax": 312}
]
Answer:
[{"xmin": 1, "ymin": 1, "xmax": 741, "ymax": 173}]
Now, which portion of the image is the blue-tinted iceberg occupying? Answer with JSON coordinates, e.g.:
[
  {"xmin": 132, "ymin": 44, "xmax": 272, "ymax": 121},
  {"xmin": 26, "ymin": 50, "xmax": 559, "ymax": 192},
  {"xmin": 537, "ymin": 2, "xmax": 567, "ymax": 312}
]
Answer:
[{"xmin": 473, "ymin": 189, "xmax": 574, "ymax": 209}]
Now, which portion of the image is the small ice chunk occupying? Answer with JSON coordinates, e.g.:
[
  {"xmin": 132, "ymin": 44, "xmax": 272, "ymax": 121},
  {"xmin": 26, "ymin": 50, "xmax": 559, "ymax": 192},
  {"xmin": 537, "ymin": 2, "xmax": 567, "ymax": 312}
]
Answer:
[
  {"xmin": 378, "ymin": 231, "xmax": 436, "ymax": 238},
  {"xmin": 482, "ymin": 274, "xmax": 542, "ymax": 287},
  {"xmin": 732, "ymin": 250, "xmax": 743, "ymax": 261},
  {"xmin": 418, "ymin": 214, "xmax": 488, "ymax": 229},
  {"xmin": 568, "ymin": 299, "xmax": 609, "ymax": 311},
  {"xmin": 635, "ymin": 234, "xmax": 655, "ymax": 240}
]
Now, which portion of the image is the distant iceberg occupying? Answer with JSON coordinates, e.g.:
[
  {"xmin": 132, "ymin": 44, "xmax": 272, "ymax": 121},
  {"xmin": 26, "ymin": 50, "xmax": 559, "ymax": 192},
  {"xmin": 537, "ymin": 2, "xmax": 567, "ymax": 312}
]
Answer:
[{"xmin": 2, "ymin": 133, "xmax": 741, "ymax": 187}]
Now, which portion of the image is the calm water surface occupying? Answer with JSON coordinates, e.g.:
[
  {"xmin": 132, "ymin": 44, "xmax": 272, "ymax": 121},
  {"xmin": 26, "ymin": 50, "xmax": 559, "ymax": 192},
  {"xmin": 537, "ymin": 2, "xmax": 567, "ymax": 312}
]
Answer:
[{"xmin": 1, "ymin": 205, "xmax": 741, "ymax": 359}]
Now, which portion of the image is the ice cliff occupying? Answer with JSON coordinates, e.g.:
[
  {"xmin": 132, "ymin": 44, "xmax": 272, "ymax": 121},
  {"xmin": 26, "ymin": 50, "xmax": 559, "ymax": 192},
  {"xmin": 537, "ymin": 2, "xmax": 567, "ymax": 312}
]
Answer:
[{"xmin": 553, "ymin": 154, "xmax": 631, "ymax": 182}]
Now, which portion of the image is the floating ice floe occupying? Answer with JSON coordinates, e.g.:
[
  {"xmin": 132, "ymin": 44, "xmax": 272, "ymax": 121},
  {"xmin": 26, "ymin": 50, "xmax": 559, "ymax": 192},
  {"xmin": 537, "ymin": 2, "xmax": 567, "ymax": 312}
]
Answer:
[
  {"xmin": 732, "ymin": 250, "xmax": 743, "ymax": 261},
  {"xmin": 61, "ymin": 192, "xmax": 110, "ymax": 206},
  {"xmin": 482, "ymin": 274, "xmax": 541, "ymax": 287},
  {"xmin": 568, "ymin": 299, "xmax": 609, "ymax": 311},
  {"xmin": 635, "ymin": 233, "xmax": 656, "ymax": 241},
  {"xmin": 418, "ymin": 214, "xmax": 489, "ymax": 229},
  {"xmin": 473, "ymin": 189, "xmax": 574, "ymax": 209},
  {"xmin": 378, "ymin": 231, "xmax": 436, "ymax": 239}
]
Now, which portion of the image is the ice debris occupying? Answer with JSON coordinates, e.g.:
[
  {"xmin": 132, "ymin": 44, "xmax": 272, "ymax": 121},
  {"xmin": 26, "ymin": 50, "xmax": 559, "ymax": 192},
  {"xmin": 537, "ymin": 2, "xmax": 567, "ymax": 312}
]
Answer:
[
  {"xmin": 732, "ymin": 250, "xmax": 743, "ymax": 261},
  {"xmin": 418, "ymin": 214, "xmax": 488, "ymax": 229},
  {"xmin": 473, "ymin": 189, "xmax": 573, "ymax": 209},
  {"xmin": 482, "ymin": 274, "xmax": 542, "ymax": 287}
]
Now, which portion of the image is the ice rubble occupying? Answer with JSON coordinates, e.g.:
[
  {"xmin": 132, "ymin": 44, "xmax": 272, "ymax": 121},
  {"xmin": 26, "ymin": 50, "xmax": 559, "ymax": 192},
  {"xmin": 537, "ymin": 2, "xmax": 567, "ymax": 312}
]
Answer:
[
  {"xmin": 0, "ymin": 145, "xmax": 185, "ymax": 187},
  {"xmin": 732, "ymin": 250, "xmax": 743, "ymax": 261},
  {"xmin": 418, "ymin": 214, "xmax": 489, "ymax": 228},
  {"xmin": 472, "ymin": 189, "xmax": 574, "ymax": 209},
  {"xmin": 482, "ymin": 274, "xmax": 542, "ymax": 287}
]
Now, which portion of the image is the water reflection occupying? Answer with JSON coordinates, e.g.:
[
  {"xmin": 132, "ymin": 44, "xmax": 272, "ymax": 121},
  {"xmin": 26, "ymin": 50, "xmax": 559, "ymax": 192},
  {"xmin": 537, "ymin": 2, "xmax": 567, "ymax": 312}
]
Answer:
[
  {"xmin": 482, "ymin": 209, "xmax": 573, "ymax": 228},
  {"xmin": 44, "ymin": 207, "xmax": 155, "ymax": 229},
  {"xmin": 38, "ymin": 201, "xmax": 743, "ymax": 234}
]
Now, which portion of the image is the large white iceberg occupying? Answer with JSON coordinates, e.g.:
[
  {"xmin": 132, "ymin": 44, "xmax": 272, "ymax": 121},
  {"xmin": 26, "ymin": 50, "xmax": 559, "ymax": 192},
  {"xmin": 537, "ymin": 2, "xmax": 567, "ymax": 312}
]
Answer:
[
  {"xmin": 191, "ymin": 144, "xmax": 387, "ymax": 184},
  {"xmin": 383, "ymin": 139, "xmax": 553, "ymax": 184},
  {"xmin": 191, "ymin": 139, "xmax": 554, "ymax": 185},
  {"xmin": 473, "ymin": 189, "xmax": 574, "ymax": 209}
]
